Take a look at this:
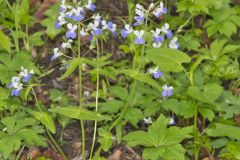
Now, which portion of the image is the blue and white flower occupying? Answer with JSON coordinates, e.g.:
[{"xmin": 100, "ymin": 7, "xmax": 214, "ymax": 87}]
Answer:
[
  {"xmin": 153, "ymin": 2, "xmax": 167, "ymax": 18},
  {"xmin": 151, "ymin": 28, "xmax": 164, "ymax": 48},
  {"xmin": 161, "ymin": 23, "xmax": 173, "ymax": 39},
  {"xmin": 19, "ymin": 67, "xmax": 34, "ymax": 82},
  {"xmin": 8, "ymin": 77, "xmax": 20, "ymax": 89},
  {"xmin": 80, "ymin": 28, "xmax": 89, "ymax": 37},
  {"xmin": 92, "ymin": 14, "xmax": 102, "ymax": 22},
  {"xmin": 121, "ymin": 24, "xmax": 133, "ymax": 38},
  {"xmin": 169, "ymin": 37, "xmax": 180, "ymax": 49},
  {"xmin": 134, "ymin": 30, "xmax": 145, "ymax": 44},
  {"xmin": 134, "ymin": 4, "xmax": 145, "ymax": 26},
  {"xmin": 162, "ymin": 84, "xmax": 173, "ymax": 97},
  {"xmin": 88, "ymin": 20, "xmax": 102, "ymax": 36},
  {"xmin": 143, "ymin": 117, "xmax": 152, "ymax": 124},
  {"xmin": 8, "ymin": 76, "xmax": 23, "ymax": 96},
  {"xmin": 85, "ymin": 0, "xmax": 96, "ymax": 11},
  {"xmin": 169, "ymin": 117, "xmax": 176, "ymax": 125},
  {"xmin": 55, "ymin": 13, "xmax": 67, "ymax": 29},
  {"xmin": 61, "ymin": 39, "xmax": 73, "ymax": 49},
  {"xmin": 72, "ymin": 7, "xmax": 85, "ymax": 21},
  {"xmin": 51, "ymin": 48, "xmax": 63, "ymax": 61},
  {"xmin": 149, "ymin": 67, "xmax": 163, "ymax": 79},
  {"xmin": 102, "ymin": 20, "xmax": 117, "ymax": 34},
  {"xmin": 66, "ymin": 23, "xmax": 78, "ymax": 39},
  {"xmin": 66, "ymin": 9, "xmax": 74, "ymax": 19}
]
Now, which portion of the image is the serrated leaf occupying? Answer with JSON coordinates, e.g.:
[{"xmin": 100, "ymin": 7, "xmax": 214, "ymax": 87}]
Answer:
[
  {"xmin": 146, "ymin": 48, "xmax": 191, "ymax": 72},
  {"xmin": 49, "ymin": 106, "xmax": 111, "ymax": 121}
]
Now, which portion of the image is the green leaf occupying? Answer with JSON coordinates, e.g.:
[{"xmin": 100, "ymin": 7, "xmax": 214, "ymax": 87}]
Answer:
[
  {"xmin": 109, "ymin": 86, "xmax": 128, "ymax": 101},
  {"xmin": 146, "ymin": 48, "xmax": 191, "ymax": 72},
  {"xmin": 31, "ymin": 111, "xmax": 56, "ymax": 134},
  {"xmin": 49, "ymin": 106, "xmax": 111, "ymax": 121},
  {"xmin": 199, "ymin": 108, "xmax": 215, "ymax": 121},
  {"xmin": 125, "ymin": 107, "xmax": 143, "ymax": 127},
  {"xmin": 187, "ymin": 83, "xmax": 223, "ymax": 104},
  {"xmin": 0, "ymin": 135, "xmax": 21, "ymax": 159},
  {"xmin": 0, "ymin": 30, "xmax": 12, "ymax": 53},
  {"xmin": 124, "ymin": 114, "xmax": 192, "ymax": 160},
  {"xmin": 227, "ymin": 141, "xmax": 240, "ymax": 159},
  {"xmin": 40, "ymin": 4, "xmax": 62, "ymax": 39},
  {"xmin": 123, "ymin": 131, "xmax": 154, "ymax": 147},
  {"xmin": 59, "ymin": 58, "xmax": 84, "ymax": 80},
  {"xmin": 143, "ymin": 144, "xmax": 185, "ymax": 160},
  {"xmin": 17, "ymin": 0, "xmax": 30, "ymax": 24},
  {"xmin": 29, "ymin": 32, "xmax": 44, "ymax": 47},
  {"xmin": 119, "ymin": 69, "xmax": 162, "ymax": 91},
  {"xmin": 98, "ymin": 128, "xmax": 113, "ymax": 152},
  {"xmin": 205, "ymin": 123, "xmax": 240, "ymax": 139}
]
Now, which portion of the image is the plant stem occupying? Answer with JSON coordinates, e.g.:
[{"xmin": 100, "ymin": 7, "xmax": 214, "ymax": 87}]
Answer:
[
  {"xmin": 89, "ymin": 39, "xmax": 100, "ymax": 159},
  {"xmin": 194, "ymin": 103, "xmax": 199, "ymax": 160},
  {"xmin": 14, "ymin": 0, "xmax": 20, "ymax": 52},
  {"xmin": 78, "ymin": 23, "xmax": 86, "ymax": 160},
  {"xmin": 30, "ymin": 87, "xmax": 68, "ymax": 160}
]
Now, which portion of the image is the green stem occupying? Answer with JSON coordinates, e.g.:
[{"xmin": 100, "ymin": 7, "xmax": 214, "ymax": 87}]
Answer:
[
  {"xmin": 89, "ymin": 39, "xmax": 100, "ymax": 159},
  {"xmin": 194, "ymin": 103, "xmax": 199, "ymax": 160},
  {"xmin": 78, "ymin": 23, "xmax": 86, "ymax": 160},
  {"xmin": 14, "ymin": 0, "xmax": 20, "ymax": 52},
  {"xmin": 30, "ymin": 87, "xmax": 68, "ymax": 160}
]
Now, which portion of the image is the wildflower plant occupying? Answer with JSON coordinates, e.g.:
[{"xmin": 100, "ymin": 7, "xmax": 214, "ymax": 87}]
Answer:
[
  {"xmin": 1, "ymin": 0, "xmax": 240, "ymax": 159},
  {"xmin": 48, "ymin": 0, "xmax": 117, "ymax": 159}
]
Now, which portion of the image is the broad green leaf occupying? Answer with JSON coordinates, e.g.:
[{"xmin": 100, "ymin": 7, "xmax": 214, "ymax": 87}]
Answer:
[
  {"xmin": 31, "ymin": 111, "xmax": 56, "ymax": 134},
  {"xmin": 205, "ymin": 123, "xmax": 240, "ymax": 139},
  {"xmin": 146, "ymin": 48, "xmax": 191, "ymax": 72},
  {"xmin": 123, "ymin": 131, "xmax": 154, "ymax": 147},
  {"xmin": 0, "ymin": 30, "xmax": 12, "ymax": 53},
  {"xmin": 187, "ymin": 83, "xmax": 223, "ymax": 104},
  {"xmin": 124, "ymin": 115, "xmax": 192, "ymax": 160},
  {"xmin": 143, "ymin": 144, "xmax": 185, "ymax": 160},
  {"xmin": 49, "ymin": 106, "xmax": 111, "ymax": 121}
]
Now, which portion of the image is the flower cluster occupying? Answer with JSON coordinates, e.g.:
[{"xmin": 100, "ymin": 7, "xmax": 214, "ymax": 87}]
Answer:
[
  {"xmin": 8, "ymin": 67, "xmax": 34, "ymax": 96},
  {"xmin": 55, "ymin": 0, "xmax": 96, "ymax": 29},
  {"xmin": 51, "ymin": 1, "xmax": 117, "ymax": 61},
  {"xmin": 120, "ymin": 2, "xmax": 179, "ymax": 49}
]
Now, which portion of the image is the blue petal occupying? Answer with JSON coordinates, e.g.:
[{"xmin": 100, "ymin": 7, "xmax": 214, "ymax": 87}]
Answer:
[
  {"xmin": 89, "ymin": 4, "xmax": 96, "ymax": 11},
  {"xmin": 121, "ymin": 30, "xmax": 128, "ymax": 38},
  {"xmin": 72, "ymin": 14, "xmax": 84, "ymax": 21},
  {"xmin": 22, "ymin": 74, "xmax": 32, "ymax": 82},
  {"xmin": 8, "ymin": 83, "xmax": 13, "ymax": 88}
]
